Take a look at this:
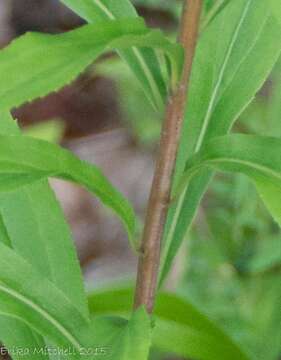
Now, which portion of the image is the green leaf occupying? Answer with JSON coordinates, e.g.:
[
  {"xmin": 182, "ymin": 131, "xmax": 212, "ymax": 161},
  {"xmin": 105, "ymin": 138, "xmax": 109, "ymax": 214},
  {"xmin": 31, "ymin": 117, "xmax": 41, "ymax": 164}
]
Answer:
[
  {"xmin": 87, "ymin": 308, "xmax": 152, "ymax": 360},
  {"xmin": 0, "ymin": 112, "xmax": 48, "ymax": 358},
  {"xmin": 0, "ymin": 134, "xmax": 135, "ymax": 242},
  {"xmin": 180, "ymin": 134, "xmax": 281, "ymax": 230},
  {"xmin": 0, "ymin": 112, "xmax": 82, "ymax": 357},
  {"xmin": 0, "ymin": 318, "xmax": 48, "ymax": 360},
  {"xmin": 60, "ymin": 0, "xmax": 171, "ymax": 110},
  {"xmin": 153, "ymin": 294, "xmax": 249, "ymax": 360},
  {"xmin": 0, "ymin": 242, "xmax": 90, "ymax": 359},
  {"xmin": 0, "ymin": 182, "xmax": 90, "ymax": 301},
  {"xmin": 0, "ymin": 183, "xmax": 90, "ymax": 323},
  {"xmin": 115, "ymin": 307, "xmax": 151, "ymax": 360},
  {"xmin": 87, "ymin": 286, "xmax": 250, "ymax": 360},
  {"xmin": 0, "ymin": 111, "xmax": 89, "ymax": 320},
  {"xmin": 0, "ymin": 244, "xmax": 152, "ymax": 360},
  {"xmin": 0, "ymin": 19, "xmax": 182, "ymax": 112},
  {"xmin": 61, "ymin": 0, "xmax": 138, "ymax": 23},
  {"xmin": 160, "ymin": 0, "xmax": 281, "ymax": 283},
  {"xmin": 201, "ymin": 0, "xmax": 232, "ymax": 31},
  {"xmin": 0, "ymin": 221, "xmax": 49, "ymax": 360},
  {"xmin": 270, "ymin": 0, "xmax": 281, "ymax": 25}
]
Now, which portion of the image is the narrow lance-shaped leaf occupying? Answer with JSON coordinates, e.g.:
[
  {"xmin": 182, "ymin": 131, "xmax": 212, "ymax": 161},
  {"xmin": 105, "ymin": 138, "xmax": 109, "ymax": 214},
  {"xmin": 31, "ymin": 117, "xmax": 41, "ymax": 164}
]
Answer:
[
  {"xmin": 0, "ymin": 181, "xmax": 92, "ymax": 304},
  {"xmin": 0, "ymin": 111, "xmax": 50, "ymax": 359},
  {"xmin": 87, "ymin": 286, "xmax": 250, "ymax": 360},
  {"xmin": 160, "ymin": 0, "xmax": 281, "ymax": 283},
  {"xmin": 179, "ymin": 134, "xmax": 281, "ymax": 230},
  {"xmin": 0, "ymin": 18, "xmax": 182, "ymax": 112},
  {"xmin": 0, "ymin": 111, "xmax": 89, "ymax": 317},
  {"xmin": 60, "ymin": 0, "xmax": 170, "ymax": 109},
  {"xmin": 0, "ymin": 242, "xmax": 91, "ymax": 359},
  {"xmin": 0, "ymin": 134, "xmax": 136, "ymax": 242}
]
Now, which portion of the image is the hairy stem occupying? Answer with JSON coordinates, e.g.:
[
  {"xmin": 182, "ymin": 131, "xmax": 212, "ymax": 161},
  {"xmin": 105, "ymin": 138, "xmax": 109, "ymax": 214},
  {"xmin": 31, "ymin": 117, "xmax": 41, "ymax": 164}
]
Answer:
[{"xmin": 134, "ymin": 0, "xmax": 203, "ymax": 313}]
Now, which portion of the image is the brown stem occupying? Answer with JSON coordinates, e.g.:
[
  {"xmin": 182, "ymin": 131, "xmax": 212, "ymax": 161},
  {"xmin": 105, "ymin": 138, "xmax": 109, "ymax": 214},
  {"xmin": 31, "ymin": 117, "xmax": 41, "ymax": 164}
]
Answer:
[{"xmin": 134, "ymin": 0, "xmax": 203, "ymax": 313}]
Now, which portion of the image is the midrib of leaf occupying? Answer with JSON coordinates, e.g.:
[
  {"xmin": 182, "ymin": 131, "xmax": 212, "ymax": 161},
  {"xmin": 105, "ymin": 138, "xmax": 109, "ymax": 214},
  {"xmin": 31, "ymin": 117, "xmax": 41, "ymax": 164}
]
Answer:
[
  {"xmin": 213, "ymin": 13, "xmax": 269, "ymax": 112},
  {"xmin": 0, "ymin": 284, "xmax": 82, "ymax": 351},
  {"xmin": 93, "ymin": 0, "xmax": 163, "ymax": 109},
  {"xmin": 203, "ymin": 158, "xmax": 281, "ymax": 182},
  {"xmin": 194, "ymin": 0, "xmax": 252, "ymax": 153},
  {"xmin": 0, "ymin": 212, "xmax": 51, "ymax": 357},
  {"xmin": 92, "ymin": 0, "xmax": 115, "ymax": 19},
  {"xmin": 0, "ymin": 114, "xmax": 50, "ymax": 357},
  {"xmin": 201, "ymin": 0, "xmax": 230, "ymax": 31},
  {"xmin": 131, "ymin": 47, "xmax": 163, "ymax": 109},
  {"xmin": 156, "ymin": 49, "xmax": 170, "ymax": 93}
]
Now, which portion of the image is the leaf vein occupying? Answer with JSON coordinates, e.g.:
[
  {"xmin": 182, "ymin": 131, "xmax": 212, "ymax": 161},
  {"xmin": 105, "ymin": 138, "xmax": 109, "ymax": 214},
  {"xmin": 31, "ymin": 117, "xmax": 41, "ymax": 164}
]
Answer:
[
  {"xmin": 0, "ymin": 284, "xmax": 82, "ymax": 351},
  {"xmin": 194, "ymin": 0, "xmax": 253, "ymax": 153}
]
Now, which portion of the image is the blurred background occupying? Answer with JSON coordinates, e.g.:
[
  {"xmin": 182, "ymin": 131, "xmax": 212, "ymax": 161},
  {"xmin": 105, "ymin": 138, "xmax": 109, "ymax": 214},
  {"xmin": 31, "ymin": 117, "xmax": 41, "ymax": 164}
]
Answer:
[{"xmin": 0, "ymin": 1, "xmax": 280, "ymax": 360}]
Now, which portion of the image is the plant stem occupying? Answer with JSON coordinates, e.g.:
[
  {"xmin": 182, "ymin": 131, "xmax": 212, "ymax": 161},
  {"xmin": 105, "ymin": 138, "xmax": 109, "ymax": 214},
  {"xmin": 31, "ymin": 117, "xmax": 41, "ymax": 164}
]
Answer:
[{"xmin": 134, "ymin": 0, "xmax": 203, "ymax": 313}]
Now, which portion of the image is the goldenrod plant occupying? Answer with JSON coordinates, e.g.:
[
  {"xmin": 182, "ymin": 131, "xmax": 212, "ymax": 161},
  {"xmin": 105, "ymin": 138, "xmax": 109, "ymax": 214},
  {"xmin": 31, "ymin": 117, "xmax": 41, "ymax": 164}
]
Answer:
[{"xmin": 0, "ymin": 1, "xmax": 280, "ymax": 359}]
